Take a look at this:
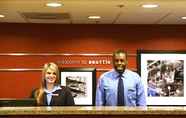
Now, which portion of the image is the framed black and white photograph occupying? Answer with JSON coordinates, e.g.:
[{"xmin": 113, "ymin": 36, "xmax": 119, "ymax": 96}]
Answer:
[
  {"xmin": 60, "ymin": 67, "xmax": 96, "ymax": 106},
  {"xmin": 137, "ymin": 50, "xmax": 186, "ymax": 105}
]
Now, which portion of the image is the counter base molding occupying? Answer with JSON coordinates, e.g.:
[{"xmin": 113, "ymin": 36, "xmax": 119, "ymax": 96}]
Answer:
[{"xmin": 0, "ymin": 115, "xmax": 185, "ymax": 118}]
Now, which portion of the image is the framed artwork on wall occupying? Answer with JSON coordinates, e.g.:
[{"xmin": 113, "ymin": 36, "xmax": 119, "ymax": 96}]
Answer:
[
  {"xmin": 60, "ymin": 67, "xmax": 96, "ymax": 106},
  {"xmin": 137, "ymin": 50, "xmax": 185, "ymax": 105}
]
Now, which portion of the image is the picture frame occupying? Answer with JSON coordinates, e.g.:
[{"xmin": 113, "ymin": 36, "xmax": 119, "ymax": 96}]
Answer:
[
  {"xmin": 60, "ymin": 67, "xmax": 96, "ymax": 106},
  {"xmin": 137, "ymin": 50, "xmax": 185, "ymax": 105}
]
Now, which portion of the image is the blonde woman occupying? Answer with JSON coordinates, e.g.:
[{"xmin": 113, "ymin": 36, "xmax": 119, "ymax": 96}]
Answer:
[{"xmin": 31, "ymin": 62, "xmax": 74, "ymax": 106}]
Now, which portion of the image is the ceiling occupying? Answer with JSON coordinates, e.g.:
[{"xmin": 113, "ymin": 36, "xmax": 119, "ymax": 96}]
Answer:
[{"xmin": 0, "ymin": 0, "xmax": 186, "ymax": 24}]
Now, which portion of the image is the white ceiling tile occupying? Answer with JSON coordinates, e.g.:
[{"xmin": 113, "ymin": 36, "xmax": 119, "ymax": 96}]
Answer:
[{"xmin": 0, "ymin": 0, "xmax": 186, "ymax": 24}]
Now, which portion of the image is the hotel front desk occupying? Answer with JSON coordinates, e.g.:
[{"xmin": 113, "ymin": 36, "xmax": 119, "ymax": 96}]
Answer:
[{"xmin": 0, "ymin": 106, "xmax": 186, "ymax": 118}]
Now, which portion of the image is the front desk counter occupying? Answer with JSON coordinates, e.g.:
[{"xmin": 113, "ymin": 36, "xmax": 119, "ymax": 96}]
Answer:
[{"xmin": 0, "ymin": 106, "xmax": 186, "ymax": 118}]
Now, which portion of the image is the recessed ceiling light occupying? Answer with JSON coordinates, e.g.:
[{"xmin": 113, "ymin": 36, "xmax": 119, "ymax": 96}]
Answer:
[
  {"xmin": 88, "ymin": 16, "xmax": 101, "ymax": 19},
  {"xmin": 46, "ymin": 2, "xmax": 62, "ymax": 7},
  {"xmin": 0, "ymin": 15, "xmax": 5, "ymax": 18},
  {"xmin": 116, "ymin": 4, "xmax": 124, "ymax": 8},
  {"xmin": 142, "ymin": 4, "xmax": 159, "ymax": 8},
  {"xmin": 181, "ymin": 17, "xmax": 186, "ymax": 19}
]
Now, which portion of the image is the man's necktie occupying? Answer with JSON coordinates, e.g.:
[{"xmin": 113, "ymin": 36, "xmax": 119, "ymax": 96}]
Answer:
[{"xmin": 117, "ymin": 75, "xmax": 125, "ymax": 106}]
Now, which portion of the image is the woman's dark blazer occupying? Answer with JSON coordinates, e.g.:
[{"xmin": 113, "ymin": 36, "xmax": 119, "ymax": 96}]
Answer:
[{"xmin": 31, "ymin": 86, "xmax": 75, "ymax": 106}]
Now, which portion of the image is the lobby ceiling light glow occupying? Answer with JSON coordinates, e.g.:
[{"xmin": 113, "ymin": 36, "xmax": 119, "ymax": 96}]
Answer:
[
  {"xmin": 46, "ymin": 2, "xmax": 62, "ymax": 7},
  {"xmin": 181, "ymin": 17, "xmax": 186, "ymax": 19},
  {"xmin": 142, "ymin": 4, "xmax": 159, "ymax": 8},
  {"xmin": 0, "ymin": 15, "xmax": 5, "ymax": 18},
  {"xmin": 88, "ymin": 16, "xmax": 101, "ymax": 19}
]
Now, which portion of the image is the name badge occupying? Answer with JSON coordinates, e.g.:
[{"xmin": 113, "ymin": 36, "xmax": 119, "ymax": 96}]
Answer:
[{"xmin": 52, "ymin": 93, "xmax": 59, "ymax": 96}]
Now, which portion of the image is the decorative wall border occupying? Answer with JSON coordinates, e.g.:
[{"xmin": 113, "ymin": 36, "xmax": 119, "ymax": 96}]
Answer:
[
  {"xmin": 0, "ymin": 53, "xmax": 137, "ymax": 72},
  {"xmin": 0, "ymin": 53, "xmax": 136, "ymax": 56}
]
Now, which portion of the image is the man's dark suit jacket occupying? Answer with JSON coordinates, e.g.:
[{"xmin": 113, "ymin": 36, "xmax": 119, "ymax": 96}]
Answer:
[{"xmin": 31, "ymin": 86, "xmax": 75, "ymax": 106}]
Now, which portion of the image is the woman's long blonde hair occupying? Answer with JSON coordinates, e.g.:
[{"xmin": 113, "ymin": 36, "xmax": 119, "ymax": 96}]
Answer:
[{"xmin": 35, "ymin": 62, "xmax": 60, "ymax": 105}]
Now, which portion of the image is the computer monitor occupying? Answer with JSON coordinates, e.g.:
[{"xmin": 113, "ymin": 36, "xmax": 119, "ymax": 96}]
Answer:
[{"xmin": 0, "ymin": 98, "xmax": 36, "ymax": 107}]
